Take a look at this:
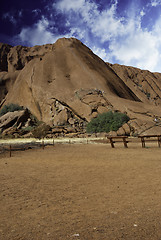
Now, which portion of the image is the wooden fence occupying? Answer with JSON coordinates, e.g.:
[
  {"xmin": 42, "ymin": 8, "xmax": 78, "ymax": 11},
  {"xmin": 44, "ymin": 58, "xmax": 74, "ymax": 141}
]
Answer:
[
  {"xmin": 1, "ymin": 135, "xmax": 161, "ymax": 157},
  {"xmin": 107, "ymin": 135, "xmax": 161, "ymax": 148}
]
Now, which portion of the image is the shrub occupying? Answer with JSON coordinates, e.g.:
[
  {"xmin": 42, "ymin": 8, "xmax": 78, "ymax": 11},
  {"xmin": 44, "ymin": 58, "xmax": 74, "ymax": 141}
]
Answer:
[
  {"xmin": 86, "ymin": 111, "xmax": 130, "ymax": 133},
  {"xmin": 0, "ymin": 103, "xmax": 24, "ymax": 117},
  {"xmin": 22, "ymin": 126, "xmax": 35, "ymax": 132},
  {"xmin": 31, "ymin": 122, "xmax": 51, "ymax": 139}
]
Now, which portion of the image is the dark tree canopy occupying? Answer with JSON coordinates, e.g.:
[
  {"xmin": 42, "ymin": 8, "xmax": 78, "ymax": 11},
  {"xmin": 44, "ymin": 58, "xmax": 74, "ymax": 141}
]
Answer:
[{"xmin": 86, "ymin": 111, "xmax": 130, "ymax": 133}]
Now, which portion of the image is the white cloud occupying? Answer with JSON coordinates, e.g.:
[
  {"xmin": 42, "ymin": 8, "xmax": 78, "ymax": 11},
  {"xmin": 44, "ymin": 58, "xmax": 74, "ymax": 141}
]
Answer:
[
  {"xmin": 56, "ymin": 0, "xmax": 120, "ymax": 42},
  {"xmin": 92, "ymin": 46, "xmax": 110, "ymax": 62},
  {"xmin": 107, "ymin": 11, "xmax": 161, "ymax": 71},
  {"xmin": 18, "ymin": 17, "xmax": 58, "ymax": 46},
  {"xmin": 55, "ymin": 0, "xmax": 161, "ymax": 72},
  {"xmin": 140, "ymin": 10, "xmax": 145, "ymax": 17},
  {"xmin": 12, "ymin": 0, "xmax": 161, "ymax": 72},
  {"xmin": 109, "ymin": 30, "xmax": 160, "ymax": 71},
  {"xmin": 151, "ymin": 0, "xmax": 161, "ymax": 7},
  {"xmin": 17, "ymin": 15, "xmax": 84, "ymax": 46},
  {"xmin": 56, "ymin": 0, "xmax": 85, "ymax": 12}
]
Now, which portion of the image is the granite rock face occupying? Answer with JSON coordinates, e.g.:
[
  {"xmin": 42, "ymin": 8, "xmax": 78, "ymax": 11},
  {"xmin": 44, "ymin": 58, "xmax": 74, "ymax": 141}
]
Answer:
[{"xmin": 1, "ymin": 38, "xmax": 161, "ymax": 136}]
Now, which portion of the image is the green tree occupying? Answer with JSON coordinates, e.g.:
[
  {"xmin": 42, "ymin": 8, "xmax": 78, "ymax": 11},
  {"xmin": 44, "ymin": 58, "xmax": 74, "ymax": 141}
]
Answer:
[{"xmin": 86, "ymin": 111, "xmax": 130, "ymax": 133}]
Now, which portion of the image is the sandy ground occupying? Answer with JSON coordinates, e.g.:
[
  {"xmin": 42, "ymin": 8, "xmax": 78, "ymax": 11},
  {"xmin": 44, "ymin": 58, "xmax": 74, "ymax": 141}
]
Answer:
[{"xmin": 1, "ymin": 143, "xmax": 161, "ymax": 240}]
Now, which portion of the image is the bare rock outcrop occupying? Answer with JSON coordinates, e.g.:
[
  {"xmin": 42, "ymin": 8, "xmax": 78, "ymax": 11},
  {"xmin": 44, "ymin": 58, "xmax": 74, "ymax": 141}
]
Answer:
[
  {"xmin": 107, "ymin": 63, "xmax": 161, "ymax": 106},
  {"xmin": 7, "ymin": 44, "xmax": 53, "ymax": 72},
  {"xmin": 3, "ymin": 38, "xmax": 140, "ymax": 128},
  {"xmin": 0, "ymin": 109, "xmax": 37, "ymax": 137},
  {"xmin": 0, "ymin": 43, "xmax": 12, "ymax": 71},
  {"xmin": 0, "ymin": 110, "xmax": 28, "ymax": 130},
  {"xmin": 1, "ymin": 38, "xmax": 161, "ymax": 136}
]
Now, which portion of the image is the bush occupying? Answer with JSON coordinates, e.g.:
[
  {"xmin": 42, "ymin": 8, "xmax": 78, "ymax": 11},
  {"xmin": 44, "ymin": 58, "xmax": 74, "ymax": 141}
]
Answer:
[
  {"xmin": 31, "ymin": 122, "xmax": 51, "ymax": 139},
  {"xmin": 0, "ymin": 103, "xmax": 24, "ymax": 117},
  {"xmin": 86, "ymin": 111, "xmax": 130, "ymax": 133},
  {"xmin": 22, "ymin": 126, "xmax": 35, "ymax": 132}
]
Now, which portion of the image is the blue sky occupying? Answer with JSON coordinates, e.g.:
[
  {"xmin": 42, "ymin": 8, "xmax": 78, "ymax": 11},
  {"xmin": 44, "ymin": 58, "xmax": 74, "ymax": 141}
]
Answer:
[{"xmin": 1, "ymin": 0, "xmax": 161, "ymax": 72}]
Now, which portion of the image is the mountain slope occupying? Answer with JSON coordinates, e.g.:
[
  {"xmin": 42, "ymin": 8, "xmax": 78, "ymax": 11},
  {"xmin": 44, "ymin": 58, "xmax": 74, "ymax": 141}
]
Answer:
[
  {"xmin": 1, "ymin": 38, "xmax": 161, "ymax": 135},
  {"xmin": 107, "ymin": 63, "xmax": 161, "ymax": 106}
]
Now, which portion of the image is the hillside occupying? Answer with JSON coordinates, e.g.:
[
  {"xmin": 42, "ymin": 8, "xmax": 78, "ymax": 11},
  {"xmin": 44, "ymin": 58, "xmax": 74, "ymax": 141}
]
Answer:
[
  {"xmin": 107, "ymin": 63, "xmax": 161, "ymax": 106},
  {"xmin": 1, "ymin": 37, "xmax": 161, "ymax": 136}
]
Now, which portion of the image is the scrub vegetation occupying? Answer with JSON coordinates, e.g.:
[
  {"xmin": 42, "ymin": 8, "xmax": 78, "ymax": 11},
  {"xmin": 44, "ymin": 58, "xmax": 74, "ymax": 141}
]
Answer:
[{"xmin": 86, "ymin": 111, "xmax": 130, "ymax": 133}]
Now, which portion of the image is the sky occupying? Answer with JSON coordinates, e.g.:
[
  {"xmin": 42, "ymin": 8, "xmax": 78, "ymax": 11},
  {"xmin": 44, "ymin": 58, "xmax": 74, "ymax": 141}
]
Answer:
[{"xmin": 1, "ymin": 0, "xmax": 161, "ymax": 72}]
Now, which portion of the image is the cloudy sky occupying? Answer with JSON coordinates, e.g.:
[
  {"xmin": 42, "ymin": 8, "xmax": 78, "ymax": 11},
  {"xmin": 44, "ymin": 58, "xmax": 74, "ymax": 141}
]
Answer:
[{"xmin": 1, "ymin": 0, "xmax": 161, "ymax": 72}]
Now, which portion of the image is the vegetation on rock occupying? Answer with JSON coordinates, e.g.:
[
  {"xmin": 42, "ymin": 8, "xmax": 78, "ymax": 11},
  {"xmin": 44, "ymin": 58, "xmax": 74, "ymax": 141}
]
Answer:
[
  {"xmin": 0, "ymin": 103, "xmax": 24, "ymax": 117},
  {"xmin": 86, "ymin": 111, "xmax": 130, "ymax": 133},
  {"xmin": 31, "ymin": 122, "xmax": 51, "ymax": 139},
  {"xmin": 0, "ymin": 103, "xmax": 43, "ymax": 138}
]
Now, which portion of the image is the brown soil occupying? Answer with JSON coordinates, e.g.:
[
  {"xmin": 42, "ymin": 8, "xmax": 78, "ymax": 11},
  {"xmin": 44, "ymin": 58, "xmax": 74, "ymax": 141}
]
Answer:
[{"xmin": 1, "ymin": 144, "xmax": 161, "ymax": 240}]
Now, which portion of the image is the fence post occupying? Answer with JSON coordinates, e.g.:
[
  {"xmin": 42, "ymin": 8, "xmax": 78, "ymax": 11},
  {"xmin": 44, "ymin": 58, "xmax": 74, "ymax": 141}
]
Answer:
[
  {"xmin": 158, "ymin": 136, "xmax": 161, "ymax": 147},
  {"xmin": 123, "ymin": 137, "xmax": 128, "ymax": 148},
  {"xmin": 9, "ymin": 145, "xmax": 12, "ymax": 157},
  {"xmin": 140, "ymin": 137, "xmax": 145, "ymax": 148},
  {"xmin": 109, "ymin": 137, "xmax": 115, "ymax": 148},
  {"xmin": 42, "ymin": 139, "xmax": 45, "ymax": 149}
]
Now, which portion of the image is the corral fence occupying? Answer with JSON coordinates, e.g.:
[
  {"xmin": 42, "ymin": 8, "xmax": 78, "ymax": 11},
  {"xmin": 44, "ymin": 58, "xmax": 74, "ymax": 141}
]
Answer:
[
  {"xmin": 0, "ymin": 139, "xmax": 55, "ymax": 157},
  {"xmin": 0, "ymin": 135, "xmax": 161, "ymax": 157},
  {"xmin": 0, "ymin": 137, "xmax": 95, "ymax": 157},
  {"xmin": 0, "ymin": 142, "xmax": 44, "ymax": 157},
  {"xmin": 107, "ymin": 135, "xmax": 161, "ymax": 148}
]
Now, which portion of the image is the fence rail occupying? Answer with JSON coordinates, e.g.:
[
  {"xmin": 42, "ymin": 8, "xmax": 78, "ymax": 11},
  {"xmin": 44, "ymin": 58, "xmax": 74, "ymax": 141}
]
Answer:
[
  {"xmin": 0, "ymin": 141, "xmax": 54, "ymax": 157},
  {"xmin": 107, "ymin": 135, "xmax": 161, "ymax": 148},
  {"xmin": 1, "ymin": 135, "xmax": 161, "ymax": 157},
  {"xmin": 138, "ymin": 135, "xmax": 161, "ymax": 148}
]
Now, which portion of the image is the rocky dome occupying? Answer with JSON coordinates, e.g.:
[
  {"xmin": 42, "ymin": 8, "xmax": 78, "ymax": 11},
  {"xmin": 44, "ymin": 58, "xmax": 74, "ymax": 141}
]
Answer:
[{"xmin": 1, "ymin": 37, "xmax": 161, "ymax": 136}]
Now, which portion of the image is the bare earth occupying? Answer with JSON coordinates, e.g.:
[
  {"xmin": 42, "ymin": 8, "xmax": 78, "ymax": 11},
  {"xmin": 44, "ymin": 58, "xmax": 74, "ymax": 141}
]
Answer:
[{"xmin": 1, "ymin": 143, "xmax": 161, "ymax": 240}]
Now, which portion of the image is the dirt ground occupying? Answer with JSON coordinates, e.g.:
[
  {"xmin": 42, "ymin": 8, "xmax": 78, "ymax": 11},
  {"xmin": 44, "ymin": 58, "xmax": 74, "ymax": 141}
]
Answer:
[{"xmin": 1, "ymin": 143, "xmax": 161, "ymax": 240}]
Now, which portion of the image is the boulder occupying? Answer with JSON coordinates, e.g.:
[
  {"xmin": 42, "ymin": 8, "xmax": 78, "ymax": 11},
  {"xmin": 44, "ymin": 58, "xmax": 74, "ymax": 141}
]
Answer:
[
  {"xmin": 52, "ymin": 127, "xmax": 64, "ymax": 133},
  {"xmin": 0, "ymin": 109, "xmax": 29, "ymax": 131},
  {"xmin": 53, "ymin": 109, "xmax": 68, "ymax": 126},
  {"xmin": 65, "ymin": 127, "xmax": 76, "ymax": 133},
  {"xmin": 108, "ymin": 131, "xmax": 117, "ymax": 137},
  {"xmin": 97, "ymin": 106, "xmax": 108, "ymax": 114},
  {"xmin": 68, "ymin": 118, "xmax": 75, "ymax": 125},
  {"xmin": 117, "ymin": 127, "xmax": 125, "ymax": 136},
  {"xmin": 91, "ymin": 112, "xmax": 98, "ymax": 118},
  {"xmin": 95, "ymin": 132, "xmax": 107, "ymax": 138},
  {"xmin": 65, "ymin": 132, "xmax": 78, "ymax": 138},
  {"xmin": 2, "ymin": 127, "xmax": 15, "ymax": 136},
  {"xmin": 22, "ymin": 132, "xmax": 33, "ymax": 138},
  {"xmin": 122, "ymin": 123, "xmax": 131, "ymax": 136}
]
